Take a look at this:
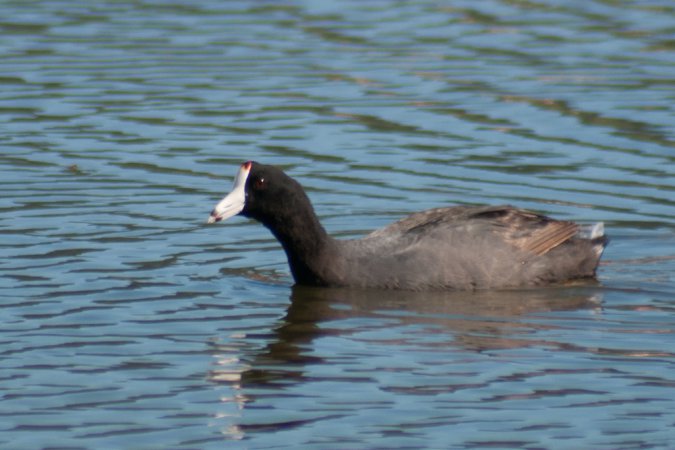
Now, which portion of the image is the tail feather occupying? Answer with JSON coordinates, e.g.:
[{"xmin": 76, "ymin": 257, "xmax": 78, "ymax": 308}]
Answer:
[
  {"xmin": 578, "ymin": 222, "xmax": 605, "ymax": 240},
  {"xmin": 577, "ymin": 222, "xmax": 609, "ymax": 260}
]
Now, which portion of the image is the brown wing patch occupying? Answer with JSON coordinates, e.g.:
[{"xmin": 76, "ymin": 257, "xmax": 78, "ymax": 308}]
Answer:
[
  {"xmin": 472, "ymin": 206, "xmax": 579, "ymax": 256},
  {"xmin": 513, "ymin": 220, "xmax": 579, "ymax": 256}
]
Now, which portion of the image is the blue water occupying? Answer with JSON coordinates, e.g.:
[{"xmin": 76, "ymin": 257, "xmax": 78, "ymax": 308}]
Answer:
[{"xmin": 1, "ymin": 1, "xmax": 674, "ymax": 448}]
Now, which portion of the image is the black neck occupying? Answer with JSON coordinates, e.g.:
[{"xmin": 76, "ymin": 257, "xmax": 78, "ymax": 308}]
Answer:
[{"xmin": 260, "ymin": 198, "xmax": 334, "ymax": 286}]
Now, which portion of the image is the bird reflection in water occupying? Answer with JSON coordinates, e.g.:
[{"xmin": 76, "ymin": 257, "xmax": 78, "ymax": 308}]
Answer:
[{"xmin": 208, "ymin": 285, "xmax": 602, "ymax": 437}]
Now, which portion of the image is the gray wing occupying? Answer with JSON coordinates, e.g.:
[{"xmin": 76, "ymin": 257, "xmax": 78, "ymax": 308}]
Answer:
[
  {"xmin": 339, "ymin": 205, "xmax": 592, "ymax": 289},
  {"xmin": 366, "ymin": 205, "xmax": 579, "ymax": 257}
]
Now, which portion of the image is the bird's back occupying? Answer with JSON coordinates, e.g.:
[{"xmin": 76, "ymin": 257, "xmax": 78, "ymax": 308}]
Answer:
[{"xmin": 335, "ymin": 205, "xmax": 607, "ymax": 290}]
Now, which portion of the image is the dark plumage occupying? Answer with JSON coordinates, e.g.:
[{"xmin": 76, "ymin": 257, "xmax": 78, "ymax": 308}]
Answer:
[{"xmin": 208, "ymin": 161, "xmax": 608, "ymax": 290}]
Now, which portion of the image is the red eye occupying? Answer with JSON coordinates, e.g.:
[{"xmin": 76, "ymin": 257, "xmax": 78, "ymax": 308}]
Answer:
[{"xmin": 254, "ymin": 177, "xmax": 266, "ymax": 190}]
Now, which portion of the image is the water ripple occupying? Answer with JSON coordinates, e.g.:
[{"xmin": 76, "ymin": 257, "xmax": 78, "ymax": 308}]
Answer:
[{"xmin": 1, "ymin": 0, "xmax": 674, "ymax": 448}]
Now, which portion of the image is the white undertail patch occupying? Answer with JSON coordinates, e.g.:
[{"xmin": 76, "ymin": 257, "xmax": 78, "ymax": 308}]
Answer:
[{"xmin": 589, "ymin": 222, "xmax": 604, "ymax": 239}]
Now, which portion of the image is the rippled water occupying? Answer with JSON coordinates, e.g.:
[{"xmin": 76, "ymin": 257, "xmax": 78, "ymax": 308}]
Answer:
[{"xmin": 2, "ymin": 1, "xmax": 674, "ymax": 448}]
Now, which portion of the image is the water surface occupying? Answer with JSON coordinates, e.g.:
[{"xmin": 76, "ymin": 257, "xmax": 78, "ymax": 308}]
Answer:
[{"xmin": 1, "ymin": 1, "xmax": 674, "ymax": 448}]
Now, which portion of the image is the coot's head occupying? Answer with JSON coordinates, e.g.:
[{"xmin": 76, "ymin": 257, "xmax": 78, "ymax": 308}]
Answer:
[{"xmin": 207, "ymin": 161, "xmax": 309, "ymax": 226}]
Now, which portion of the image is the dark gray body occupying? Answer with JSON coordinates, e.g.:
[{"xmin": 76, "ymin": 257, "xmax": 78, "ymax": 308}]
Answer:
[{"xmin": 292, "ymin": 206, "xmax": 606, "ymax": 290}]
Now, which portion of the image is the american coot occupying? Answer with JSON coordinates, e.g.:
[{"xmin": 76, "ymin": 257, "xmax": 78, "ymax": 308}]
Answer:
[{"xmin": 207, "ymin": 161, "xmax": 608, "ymax": 290}]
